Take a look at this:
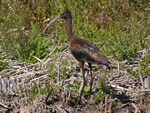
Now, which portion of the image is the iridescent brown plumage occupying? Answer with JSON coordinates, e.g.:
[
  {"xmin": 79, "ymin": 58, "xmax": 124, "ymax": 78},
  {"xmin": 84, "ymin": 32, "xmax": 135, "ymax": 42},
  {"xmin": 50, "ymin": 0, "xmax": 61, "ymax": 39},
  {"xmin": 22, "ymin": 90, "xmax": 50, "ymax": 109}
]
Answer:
[{"xmin": 43, "ymin": 10, "xmax": 110, "ymax": 101}]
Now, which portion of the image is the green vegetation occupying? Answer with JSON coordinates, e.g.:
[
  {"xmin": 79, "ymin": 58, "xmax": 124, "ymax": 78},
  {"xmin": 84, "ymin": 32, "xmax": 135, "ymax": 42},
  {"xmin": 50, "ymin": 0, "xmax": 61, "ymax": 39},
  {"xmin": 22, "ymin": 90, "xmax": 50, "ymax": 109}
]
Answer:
[
  {"xmin": 0, "ymin": 56, "xmax": 8, "ymax": 71},
  {"xmin": 0, "ymin": 0, "xmax": 149, "ymax": 102},
  {"xmin": 28, "ymin": 83, "xmax": 52, "ymax": 100},
  {"xmin": 1, "ymin": 0, "xmax": 149, "ymax": 62}
]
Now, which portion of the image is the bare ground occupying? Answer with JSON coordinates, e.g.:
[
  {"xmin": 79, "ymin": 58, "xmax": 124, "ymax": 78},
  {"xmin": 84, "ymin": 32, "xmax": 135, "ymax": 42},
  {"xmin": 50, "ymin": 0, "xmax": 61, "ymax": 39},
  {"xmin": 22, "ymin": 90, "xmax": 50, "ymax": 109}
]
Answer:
[{"xmin": 0, "ymin": 47, "xmax": 150, "ymax": 113}]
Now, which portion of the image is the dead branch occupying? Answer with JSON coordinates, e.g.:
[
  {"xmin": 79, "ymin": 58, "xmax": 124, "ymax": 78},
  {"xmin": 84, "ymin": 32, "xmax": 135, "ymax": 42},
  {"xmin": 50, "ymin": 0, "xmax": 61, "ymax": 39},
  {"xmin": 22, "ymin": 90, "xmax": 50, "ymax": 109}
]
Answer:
[{"xmin": 0, "ymin": 102, "xmax": 11, "ymax": 109}]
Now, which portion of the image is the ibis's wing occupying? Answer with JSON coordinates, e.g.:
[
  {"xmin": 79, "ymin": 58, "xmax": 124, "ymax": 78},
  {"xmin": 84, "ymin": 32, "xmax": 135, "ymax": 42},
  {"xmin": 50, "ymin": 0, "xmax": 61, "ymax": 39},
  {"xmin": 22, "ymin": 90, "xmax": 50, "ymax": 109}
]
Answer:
[{"xmin": 70, "ymin": 39, "xmax": 110, "ymax": 69}]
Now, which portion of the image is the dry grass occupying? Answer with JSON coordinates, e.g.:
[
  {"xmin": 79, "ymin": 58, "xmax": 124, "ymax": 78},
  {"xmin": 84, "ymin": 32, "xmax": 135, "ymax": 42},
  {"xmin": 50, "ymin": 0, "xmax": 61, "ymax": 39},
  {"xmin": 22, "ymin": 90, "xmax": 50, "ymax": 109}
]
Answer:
[{"xmin": 0, "ymin": 45, "xmax": 150, "ymax": 112}]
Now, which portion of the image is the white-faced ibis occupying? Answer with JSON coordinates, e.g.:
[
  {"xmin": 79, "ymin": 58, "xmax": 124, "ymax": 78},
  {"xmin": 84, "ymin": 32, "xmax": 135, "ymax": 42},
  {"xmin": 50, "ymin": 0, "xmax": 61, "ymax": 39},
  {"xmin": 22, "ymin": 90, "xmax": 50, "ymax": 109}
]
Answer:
[{"xmin": 43, "ymin": 10, "xmax": 110, "ymax": 101}]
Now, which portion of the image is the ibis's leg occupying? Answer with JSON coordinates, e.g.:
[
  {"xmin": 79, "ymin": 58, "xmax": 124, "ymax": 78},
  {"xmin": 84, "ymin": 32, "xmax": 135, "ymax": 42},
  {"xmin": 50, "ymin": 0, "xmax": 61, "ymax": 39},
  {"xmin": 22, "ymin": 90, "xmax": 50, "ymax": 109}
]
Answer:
[
  {"xmin": 88, "ymin": 63, "xmax": 93, "ymax": 94},
  {"xmin": 78, "ymin": 61, "xmax": 85, "ymax": 102}
]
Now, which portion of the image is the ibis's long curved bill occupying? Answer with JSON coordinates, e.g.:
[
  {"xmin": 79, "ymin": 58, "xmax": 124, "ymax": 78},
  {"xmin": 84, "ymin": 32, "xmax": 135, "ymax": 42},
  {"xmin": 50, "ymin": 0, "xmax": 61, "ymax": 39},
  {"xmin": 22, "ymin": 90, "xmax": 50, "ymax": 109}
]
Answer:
[{"xmin": 43, "ymin": 15, "xmax": 61, "ymax": 34}]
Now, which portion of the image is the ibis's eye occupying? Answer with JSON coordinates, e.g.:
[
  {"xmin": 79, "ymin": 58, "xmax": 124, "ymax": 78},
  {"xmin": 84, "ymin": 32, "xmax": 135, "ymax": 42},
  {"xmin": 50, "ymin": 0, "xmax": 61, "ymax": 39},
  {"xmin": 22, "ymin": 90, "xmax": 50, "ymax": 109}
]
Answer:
[{"xmin": 61, "ymin": 13, "xmax": 65, "ymax": 16}]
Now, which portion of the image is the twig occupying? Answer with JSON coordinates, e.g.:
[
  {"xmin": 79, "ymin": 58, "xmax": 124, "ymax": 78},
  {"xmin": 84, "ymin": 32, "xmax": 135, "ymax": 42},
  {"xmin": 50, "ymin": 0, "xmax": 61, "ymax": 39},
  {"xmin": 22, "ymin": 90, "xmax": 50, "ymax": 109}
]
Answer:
[
  {"xmin": 48, "ymin": 46, "xmax": 57, "ymax": 56},
  {"xmin": 85, "ymin": 70, "xmax": 89, "ymax": 80},
  {"xmin": 67, "ymin": 88, "xmax": 71, "ymax": 102},
  {"xmin": 148, "ymin": 75, "xmax": 150, "ymax": 89},
  {"xmin": 105, "ymin": 94, "xmax": 108, "ymax": 113},
  {"xmin": 24, "ymin": 64, "xmax": 29, "ymax": 72},
  {"xmin": 30, "ymin": 74, "xmax": 48, "ymax": 82},
  {"xmin": 10, "ymin": 72, "xmax": 35, "ymax": 79},
  {"xmin": 108, "ymin": 98, "xmax": 118, "ymax": 113},
  {"xmin": 43, "ymin": 18, "xmax": 50, "ymax": 23},
  {"xmin": 110, "ymin": 84, "xmax": 129, "ymax": 91},
  {"xmin": 0, "ymin": 79, "xmax": 2, "ymax": 94},
  {"xmin": 117, "ymin": 62, "xmax": 120, "ymax": 77},
  {"xmin": 100, "ymin": 43, "xmax": 106, "ymax": 51},
  {"xmin": 0, "ymin": 102, "xmax": 11, "ymax": 109},
  {"xmin": 114, "ymin": 103, "xmax": 129, "ymax": 111},
  {"xmin": 64, "ymin": 76, "xmax": 77, "ymax": 83},
  {"xmin": 32, "ymin": 55, "xmax": 43, "ymax": 63},
  {"xmin": 60, "ymin": 79, "xmax": 64, "ymax": 89},
  {"xmin": 37, "ymin": 78, "xmax": 40, "ymax": 95},
  {"xmin": 139, "ymin": 89, "xmax": 150, "ymax": 92},
  {"xmin": 1, "ymin": 78, "xmax": 7, "ymax": 92},
  {"xmin": 57, "ymin": 64, "xmax": 60, "ymax": 83},
  {"xmin": 44, "ymin": 46, "xmax": 57, "ymax": 63},
  {"xmin": 131, "ymin": 103, "xmax": 139, "ymax": 113},
  {"xmin": 55, "ymin": 104, "xmax": 67, "ymax": 113},
  {"xmin": 139, "ymin": 68, "xmax": 144, "ymax": 89}
]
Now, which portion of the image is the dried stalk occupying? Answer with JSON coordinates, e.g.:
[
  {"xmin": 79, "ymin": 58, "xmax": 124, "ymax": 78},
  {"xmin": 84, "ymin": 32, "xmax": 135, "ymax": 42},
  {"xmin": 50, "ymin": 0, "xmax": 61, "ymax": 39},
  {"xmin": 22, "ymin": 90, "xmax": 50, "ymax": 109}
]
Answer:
[
  {"xmin": 0, "ymin": 102, "xmax": 11, "ymax": 109},
  {"xmin": 139, "ymin": 68, "xmax": 144, "ymax": 89}
]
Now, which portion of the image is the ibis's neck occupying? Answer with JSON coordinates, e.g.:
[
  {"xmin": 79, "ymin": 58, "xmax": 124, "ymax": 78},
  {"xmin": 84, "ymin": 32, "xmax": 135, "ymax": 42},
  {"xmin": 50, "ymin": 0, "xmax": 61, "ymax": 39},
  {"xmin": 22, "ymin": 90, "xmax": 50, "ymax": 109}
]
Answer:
[{"xmin": 65, "ymin": 17, "xmax": 75, "ymax": 41}]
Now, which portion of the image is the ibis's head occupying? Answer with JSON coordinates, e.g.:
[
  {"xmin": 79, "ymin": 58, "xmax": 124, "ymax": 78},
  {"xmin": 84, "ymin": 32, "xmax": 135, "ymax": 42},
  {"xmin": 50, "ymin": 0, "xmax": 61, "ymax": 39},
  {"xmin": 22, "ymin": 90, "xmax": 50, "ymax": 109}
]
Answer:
[
  {"xmin": 60, "ymin": 10, "xmax": 71, "ymax": 19},
  {"xmin": 43, "ymin": 10, "xmax": 71, "ymax": 34}
]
